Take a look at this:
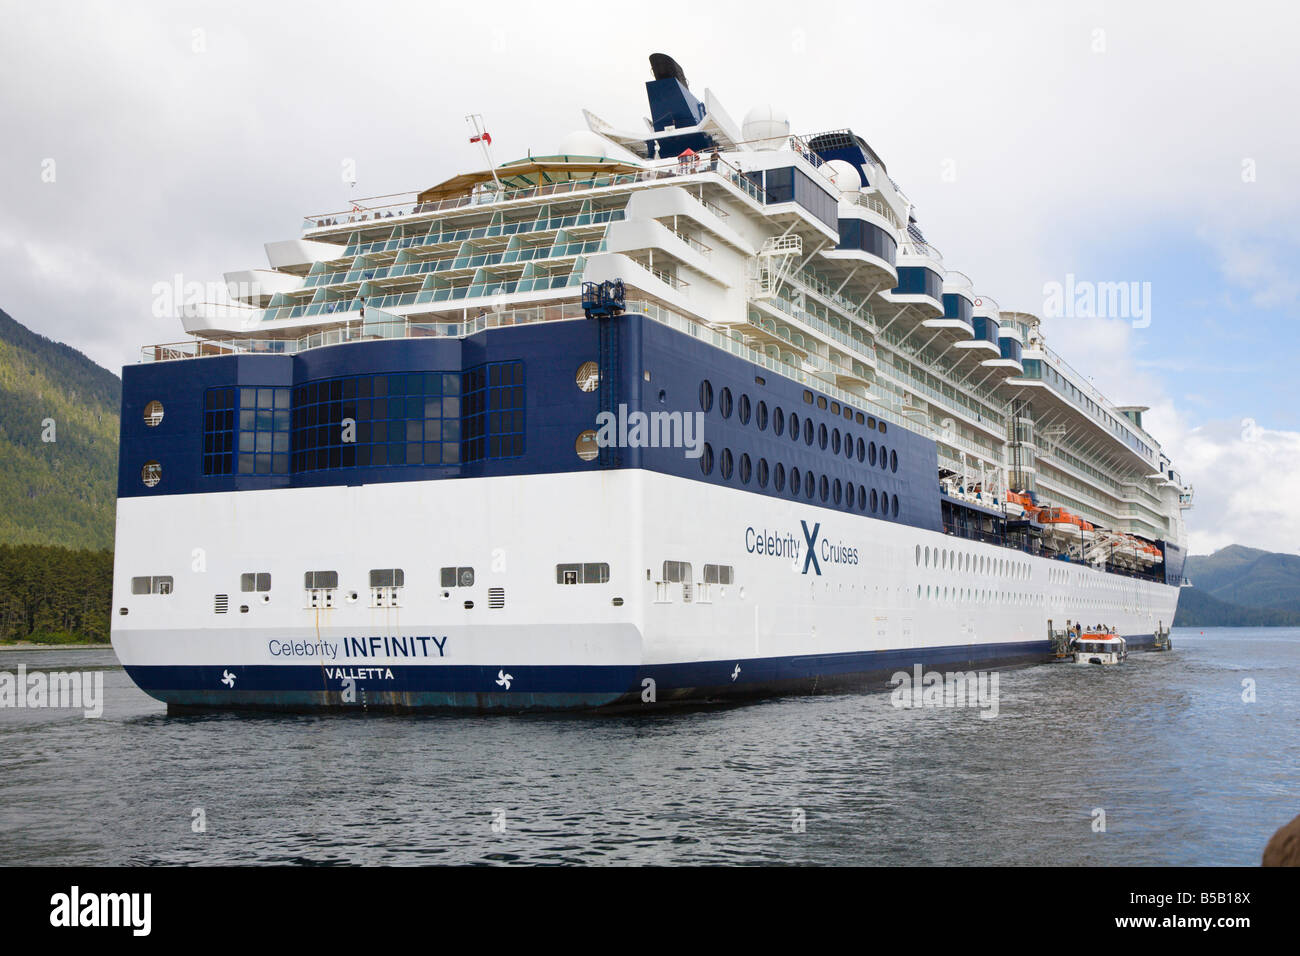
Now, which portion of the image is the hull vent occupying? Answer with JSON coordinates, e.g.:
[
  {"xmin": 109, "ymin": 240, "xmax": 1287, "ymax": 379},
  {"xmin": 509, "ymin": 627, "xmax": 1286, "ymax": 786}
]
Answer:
[
  {"xmin": 488, "ymin": 587, "xmax": 505, "ymax": 609},
  {"xmin": 214, "ymin": 594, "xmax": 229, "ymax": 614}
]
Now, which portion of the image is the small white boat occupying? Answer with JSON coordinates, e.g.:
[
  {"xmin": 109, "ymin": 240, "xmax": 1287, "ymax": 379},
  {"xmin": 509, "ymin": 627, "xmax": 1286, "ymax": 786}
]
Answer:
[{"xmin": 1070, "ymin": 629, "xmax": 1127, "ymax": 665}]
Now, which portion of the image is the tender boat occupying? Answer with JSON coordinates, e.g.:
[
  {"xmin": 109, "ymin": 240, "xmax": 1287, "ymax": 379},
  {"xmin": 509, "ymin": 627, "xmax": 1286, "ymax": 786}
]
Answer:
[{"xmin": 1070, "ymin": 629, "xmax": 1127, "ymax": 665}]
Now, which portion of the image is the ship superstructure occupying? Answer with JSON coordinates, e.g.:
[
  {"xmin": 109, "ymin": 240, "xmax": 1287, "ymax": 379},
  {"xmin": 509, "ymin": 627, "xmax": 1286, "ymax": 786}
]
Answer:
[{"xmin": 112, "ymin": 54, "xmax": 1192, "ymax": 710}]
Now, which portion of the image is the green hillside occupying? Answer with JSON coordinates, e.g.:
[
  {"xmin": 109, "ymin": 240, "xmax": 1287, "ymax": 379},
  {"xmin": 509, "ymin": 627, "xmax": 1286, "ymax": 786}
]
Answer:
[
  {"xmin": 1174, "ymin": 584, "xmax": 1300, "ymax": 627},
  {"xmin": 1175, "ymin": 545, "xmax": 1300, "ymax": 626},
  {"xmin": 0, "ymin": 308, "xmax": 120, "ymax": 550},
  {"xmin": 1183, "ymin": 545, "xmax": 1300, "ymax": 614}
]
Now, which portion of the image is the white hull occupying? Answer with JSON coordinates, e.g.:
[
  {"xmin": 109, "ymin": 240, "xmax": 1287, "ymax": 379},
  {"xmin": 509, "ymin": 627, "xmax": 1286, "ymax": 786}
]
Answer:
[{"xmin": 111, "ymin": 471, "xmax": 1179, "ymax": 709}]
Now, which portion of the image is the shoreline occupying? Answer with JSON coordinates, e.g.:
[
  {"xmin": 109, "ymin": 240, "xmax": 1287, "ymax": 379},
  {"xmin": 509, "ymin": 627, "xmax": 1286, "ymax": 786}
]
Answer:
[{"xmin": 0, "ymin": 643, "xmax": 113, "ymax": 650}]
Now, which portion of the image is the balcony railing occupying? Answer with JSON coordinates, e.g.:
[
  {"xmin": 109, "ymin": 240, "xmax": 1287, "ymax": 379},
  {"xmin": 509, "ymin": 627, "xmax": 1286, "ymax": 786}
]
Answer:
[
  {"xmin": 303, "ymin": 153, "xmax": 761, "ymax": 233},
  {"xmin": 898, "ymin": 236, "xmax": 943, "ymax": 264},
  {"xmin": 852, "ymin": 192, "xmax": 901, "ymax": 229}
]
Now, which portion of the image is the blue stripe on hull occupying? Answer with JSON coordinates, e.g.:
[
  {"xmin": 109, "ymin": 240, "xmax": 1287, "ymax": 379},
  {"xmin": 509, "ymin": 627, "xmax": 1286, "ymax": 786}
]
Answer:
[{"xmin": 129, "ymin": 634, "xmax": 1158, "ymax": 713}]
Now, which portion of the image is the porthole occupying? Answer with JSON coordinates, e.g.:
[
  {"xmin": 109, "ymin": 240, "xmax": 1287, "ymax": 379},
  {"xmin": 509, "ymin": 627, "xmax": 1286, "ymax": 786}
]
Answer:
[
  {"xmin": 739, "ymin": 452, "xmax": 752, "ymax": 484},
  {"xmin": 924, "ymin": 546, "xmax": 931, "ymax": 567},
  {"xmin": 817, "ymin": 395, "xmax": 828, "ymax": 410},
  {"xmin": 700, "ymin": 442, "xmax": 714, "ymax": 475},
  {"xmin": 832, "ymin": 429, "xmax": 841, "ymax": 455},
  {"xmin": 869, "ymin": 442, "xmax": 877, "ymax": 466},
  {"xmin": 756, "ymin": 400, "xmax": 769, "ymax": 431},
  {"xmin": 892, "ymin": 495, "xmax": 900, "ymax": 517},
  {"xmin": 720, "ymin": 387, "xmax": 733, "ymax": 419},
  {"xmin": 915, "ymin": 544, "xmax": 922, "ymax": 566},
  {"xmin": 890, "ymin": 449, "xmax": 898, "ymax": 473},
  {"xmin": 721, "ymin": 447, "xmax": 734, "ymax": 479},
  {"xmin": 879, "ymin": 421, "xmax": 887, "ymax": 434},
  {"xmin": 804, "ymin": 418, "xmax": 814, "ymax": 446},
  {"xmin": 773, "ymin": 406, "xmax": 785, "ymax": 436},
  {"xmin": 857, "ymin": 413, "xmax": 866, "ymax": 425},
  {"xmin": 867, "ymin": 416, "xmax": 877, "ymax": 430},
  {"xmin": 699, "ymin": 380, "xmax": 714, "ymax": 411},
  {"xmin": 844, "ymin": 432, "xmax": 853, "ymax": 459},
  {"xmin": 805, "ymin": 476, "xmax": 815, "ymax": 500},
  {"xmin": 739, "ymin": 393, "xmax": 751, "ymax": 424},
  {"xmin": 757, "ymin": 457, "xmax": 769, "ymax": 487},
  {"xmin": 141, "ymin": 461, "xmax": 162, "ymax": 488},
  {"xmin": 857, "ymin": 437, "xmax": 866, "ymax": 462},
  {"xmin": 833, "ymin": 478, "xmax": 842, "ymax": 505},
  {"xmin": 143, "ymin": 400, "xmax": 165, "ymax": 427},
  {"xmin": 818, "ymin": 423, "xmax": 828, "ymax": 449},
  {"xmin": 879, "ymin": 447, "xmax": 889, "ymax": 471},
  {"xmin": 789, "ymin": 412, "xmax": 800, "ymax": 443},
  {"xmin": 575, "ymin": 430, "xmax": 599, "ymax": 461},
  {"xmin": 858, "ymin": 485, "xmax": 867, "ymax": 510},
  {"xmin": 576, "ymin": 361, "xmax": 600, "ymax": 392},
  {"xmin": 870, "ymin": 488, "xmax": 879, "ymax": 513},
  {"xmin": 790, "ymin": 467, "xmax": 801, "ymax": 496},
  {"xmin": 820, "ymin": 475, "xmax": 829, "ymax": 502},
  {"xmin": 774, "ymin": 462, "xmax": 786, "ymax": 492}
]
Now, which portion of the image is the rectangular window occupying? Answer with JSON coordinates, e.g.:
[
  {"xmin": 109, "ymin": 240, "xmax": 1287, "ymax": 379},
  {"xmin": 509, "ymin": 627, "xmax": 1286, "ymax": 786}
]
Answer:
[
  {"xmin": 202, "ymin": 385, "xmax": 290, "ymax": 477},
  {"xmin": 462, "ymin": 360, "xmax": 525, "ymax": 463},
  {"xmin": 237, "ymin": 386, "xmax": 291, "ymax": 476},
  {"xmin": 304, "ymin": 570, "xmax": 338, "ymax": 609},
  {"xmin": 662, "ymin": 561, "xmax": 692, "ymax": 583},
  {"xmin": 370, "ymin": 568, "xmax": 404, "ymax": 607},
  {"xmin": 240, "ymin": 572, "xmax": 271, "ymax": 592},
  {"xmin": 703, "ymin": 564, "xmax": 734, "ymax": 585},
  {"xmin": 368, "ymin": 568, "xmax": 405, "ymax": 588},
  {"xmin": 556, "ymin": 563, "xmax": 610, "ymax": 584},
  {"xmin": 202, "ymin": 387, "xmax": 237, "ymax": 476},
  {"xmin": 303, "ymin": 570, "xmax": 338, "ymax": 589},
  {"xmin": 441, "ymin": 566, "xmax": 474, "ymax": 588},
  {"xmin": 132, "ymin": 575, "xmax": 173, "ymax": 595},
  {"xmin": 292, "ymin": 371, "xmax": 461, "ymax": 473}
]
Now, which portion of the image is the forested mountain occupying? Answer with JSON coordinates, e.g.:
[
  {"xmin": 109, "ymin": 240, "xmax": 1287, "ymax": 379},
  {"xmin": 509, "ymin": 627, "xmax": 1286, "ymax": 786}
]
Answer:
[
  {"xmin": 0, "ymin": 307, "xmax": 119, "ymax": 550},
  {"xmin": 1175, "ymin": 545, "xmax": 1300, "ymax": 626}
]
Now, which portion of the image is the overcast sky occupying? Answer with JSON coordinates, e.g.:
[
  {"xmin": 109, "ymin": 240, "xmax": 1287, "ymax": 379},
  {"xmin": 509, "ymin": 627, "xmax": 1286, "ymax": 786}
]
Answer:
[{"xmin": 2, "ymin": 0, "xmax": 1298, "ymax": 555}]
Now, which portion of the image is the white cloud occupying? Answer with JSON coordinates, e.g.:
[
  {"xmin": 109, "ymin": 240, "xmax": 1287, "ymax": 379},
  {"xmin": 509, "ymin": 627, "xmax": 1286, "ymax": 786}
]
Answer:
[{"xmin": 1171, "ymin": 418, "xmax": 1300, "ymax": 555}]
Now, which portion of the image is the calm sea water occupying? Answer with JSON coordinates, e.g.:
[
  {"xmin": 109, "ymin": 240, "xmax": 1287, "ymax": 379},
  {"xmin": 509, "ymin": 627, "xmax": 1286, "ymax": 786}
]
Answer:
[{"xmin": 2, "ymin": 627, "xmax": 1297, "ymax": 866}]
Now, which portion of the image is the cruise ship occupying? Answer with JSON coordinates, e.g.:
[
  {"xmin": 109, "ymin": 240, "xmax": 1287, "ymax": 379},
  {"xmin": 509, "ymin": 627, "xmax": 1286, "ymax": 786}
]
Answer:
[{"xmin": 112, "ymin": 54, "xmax": 1193, "ymax": 711}]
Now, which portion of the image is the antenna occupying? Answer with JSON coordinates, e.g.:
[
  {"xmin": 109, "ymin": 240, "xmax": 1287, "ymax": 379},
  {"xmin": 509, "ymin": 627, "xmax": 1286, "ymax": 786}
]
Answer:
[{"xmin": 466, "ymin": 114, "xmax": 502, "ymax": 189}]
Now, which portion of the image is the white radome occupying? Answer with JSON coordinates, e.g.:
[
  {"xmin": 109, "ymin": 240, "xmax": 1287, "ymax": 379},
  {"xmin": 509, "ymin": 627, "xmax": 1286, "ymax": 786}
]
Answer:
[
  {"xmin": 823, "ymin": 159, "xmax": 861, "ymax": 193},
  {"xmin": 742, "ymin": 105, "xmax": 790, "ymax": 150}
]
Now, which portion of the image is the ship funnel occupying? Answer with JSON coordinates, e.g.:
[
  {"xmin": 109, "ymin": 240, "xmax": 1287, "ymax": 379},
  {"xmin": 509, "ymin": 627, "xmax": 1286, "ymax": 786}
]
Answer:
[{"xmin": 649, "ymin": 53, "xmax": 689, "ymax": 89}]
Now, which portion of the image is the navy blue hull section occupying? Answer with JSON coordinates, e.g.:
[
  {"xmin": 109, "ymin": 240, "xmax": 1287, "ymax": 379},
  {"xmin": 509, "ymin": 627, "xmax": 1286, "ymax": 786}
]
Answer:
[{"xmin": 130, "ymin": 634, "xmax": 1159, "ymax": 713}]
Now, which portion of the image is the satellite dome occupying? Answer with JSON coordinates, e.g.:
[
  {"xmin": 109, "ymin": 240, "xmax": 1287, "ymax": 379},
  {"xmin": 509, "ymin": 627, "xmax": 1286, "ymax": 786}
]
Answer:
[
  {"xmin": 742, "ymin": 105, "xmax": 790, "ymax": 150},
  {"xmin": 824, "ymin": 159, "xmax": 861, "ymax": 193}
]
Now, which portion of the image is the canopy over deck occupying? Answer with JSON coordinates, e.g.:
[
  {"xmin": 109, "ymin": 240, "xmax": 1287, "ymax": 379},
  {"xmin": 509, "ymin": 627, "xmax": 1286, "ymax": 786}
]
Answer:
[{"xmin": 417, "ymin": 157, "xmax": 644, "ymax": 203}]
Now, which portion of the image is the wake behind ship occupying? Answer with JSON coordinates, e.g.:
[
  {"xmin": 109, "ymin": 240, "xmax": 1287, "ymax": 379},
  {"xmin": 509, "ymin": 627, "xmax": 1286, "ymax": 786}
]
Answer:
[{"xmin": 112, "ymin": 54, "xmax": 1193, "ymax": 711}]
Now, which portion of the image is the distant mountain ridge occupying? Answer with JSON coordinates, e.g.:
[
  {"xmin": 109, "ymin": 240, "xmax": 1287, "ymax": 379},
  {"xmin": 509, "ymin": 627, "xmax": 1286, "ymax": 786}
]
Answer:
[
  {"xmin": 1175, "ymin": 545, "xmax": 1300, "ymax": 626},
  {"xmin": 0, "ymin": 308, "xmax": 119, "ymax": 550}
]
